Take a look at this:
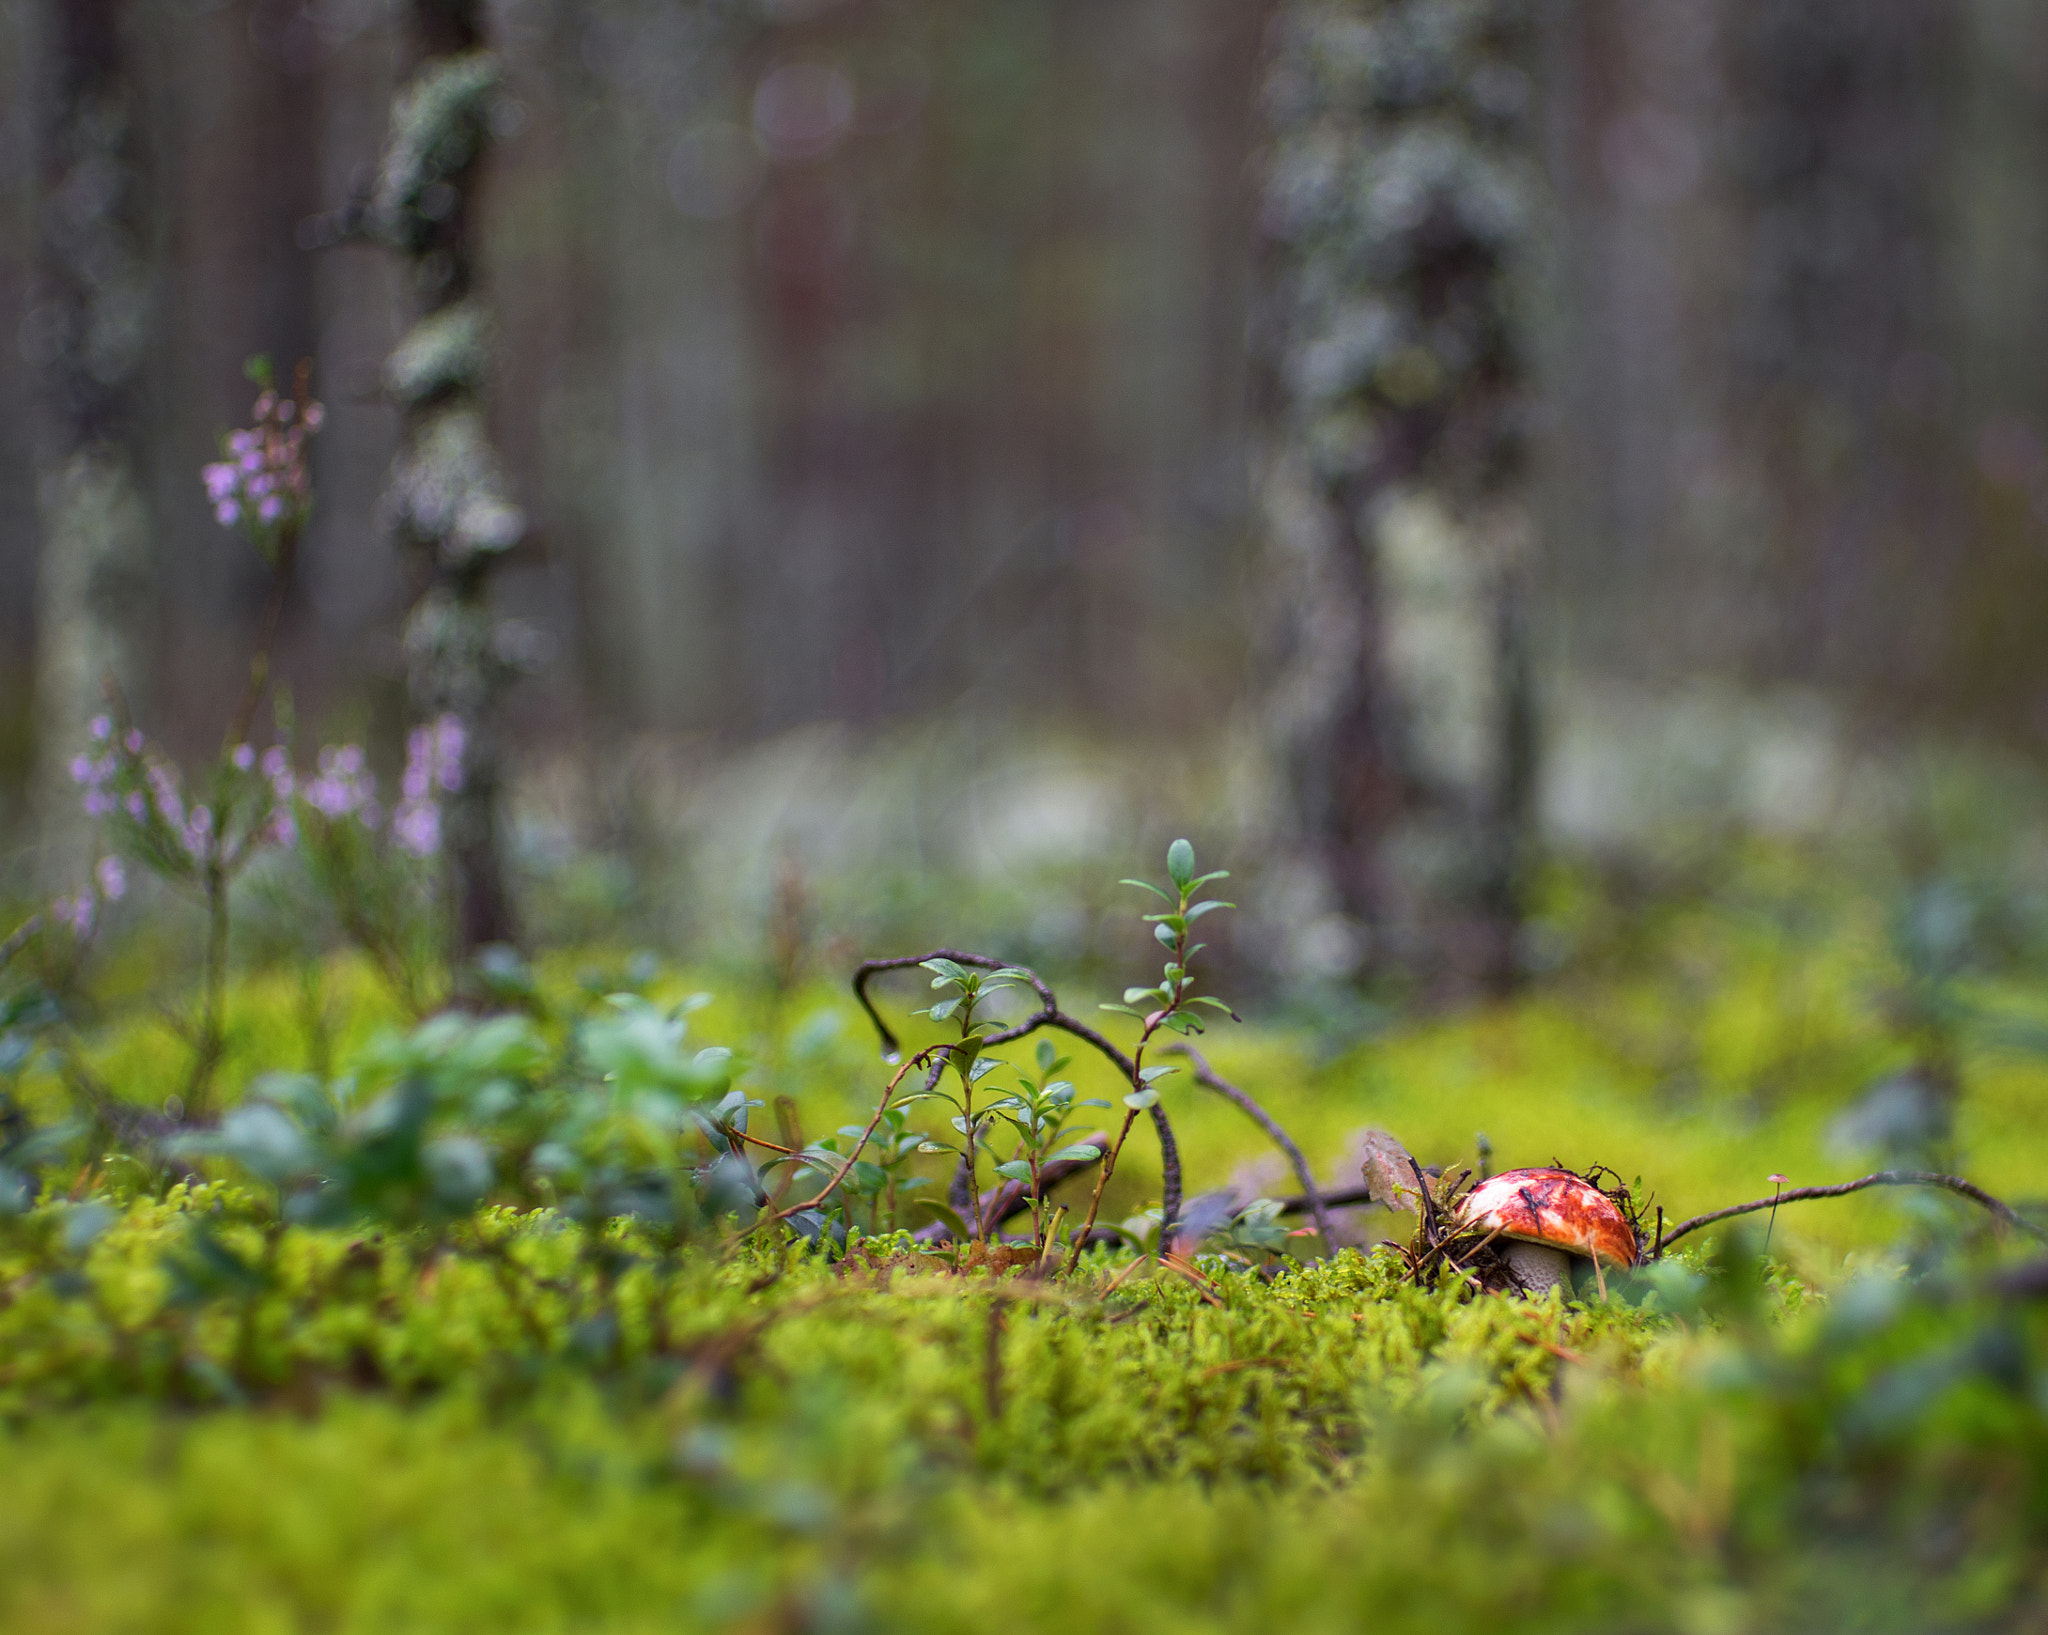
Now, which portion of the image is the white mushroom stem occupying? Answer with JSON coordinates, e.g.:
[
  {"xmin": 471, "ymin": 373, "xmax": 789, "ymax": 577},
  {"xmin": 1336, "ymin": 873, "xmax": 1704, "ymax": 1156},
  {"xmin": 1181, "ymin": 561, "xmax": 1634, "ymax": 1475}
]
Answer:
[{"xmin": 1502, "ymin": 1239, "xmax": 1572, "ymax": 1296}]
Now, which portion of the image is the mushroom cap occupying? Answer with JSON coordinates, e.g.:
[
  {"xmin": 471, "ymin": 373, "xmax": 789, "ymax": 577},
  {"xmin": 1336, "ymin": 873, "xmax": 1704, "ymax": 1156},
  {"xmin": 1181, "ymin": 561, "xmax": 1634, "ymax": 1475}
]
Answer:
[{"xmin": 1454, "ymin": 1168, "xmax": 1639, "ymax": 1268}]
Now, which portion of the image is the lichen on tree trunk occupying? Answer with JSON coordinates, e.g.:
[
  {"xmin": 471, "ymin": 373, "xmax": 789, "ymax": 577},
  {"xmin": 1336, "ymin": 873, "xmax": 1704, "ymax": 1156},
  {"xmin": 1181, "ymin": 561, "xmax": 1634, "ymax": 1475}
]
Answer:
[
  {"xmin": 30, "ymin": 0, "xmax": 153, "ymax": 881},
  {"xmin": 1255, "ymin": 0, "xmax": 1544, "ymax": 994},
  {"xmin": 369, "ymin": 4, "xmax": 526, "ymax": 961}
]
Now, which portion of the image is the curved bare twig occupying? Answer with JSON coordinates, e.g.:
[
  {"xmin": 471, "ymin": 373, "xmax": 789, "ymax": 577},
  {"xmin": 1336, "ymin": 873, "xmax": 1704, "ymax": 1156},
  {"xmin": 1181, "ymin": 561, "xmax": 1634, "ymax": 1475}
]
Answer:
[
  {"xmin": 1657, "ymin": 1171, "xmax": 2048, "ymax": 1253},
  {"xmin": 0, "ymin": 914, "xmax": 42, "ymax": 973},
  {"xmin": 1167, "ymin": 1041, "xmax": 1335, "ymax": 1251}
]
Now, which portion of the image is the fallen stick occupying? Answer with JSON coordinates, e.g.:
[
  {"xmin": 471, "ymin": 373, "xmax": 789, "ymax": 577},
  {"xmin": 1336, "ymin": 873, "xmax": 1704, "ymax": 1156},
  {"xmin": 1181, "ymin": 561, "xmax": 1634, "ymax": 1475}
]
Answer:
[
  {"xmin": 1656, "ymin": 1171, "xmax": 2048, "ymax": 1253},
  {"xmin": 1167, "ymin": 1042, "xmax": 1336, "ymax": 1251}
]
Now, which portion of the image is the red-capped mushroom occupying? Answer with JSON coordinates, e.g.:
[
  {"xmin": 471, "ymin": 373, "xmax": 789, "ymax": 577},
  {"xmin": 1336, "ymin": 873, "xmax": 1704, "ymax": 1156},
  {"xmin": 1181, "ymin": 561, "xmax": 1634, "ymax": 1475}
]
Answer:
[{"xmin": 1453, "ymin": 1167, "xmax": 1639, "ymax": 1296}]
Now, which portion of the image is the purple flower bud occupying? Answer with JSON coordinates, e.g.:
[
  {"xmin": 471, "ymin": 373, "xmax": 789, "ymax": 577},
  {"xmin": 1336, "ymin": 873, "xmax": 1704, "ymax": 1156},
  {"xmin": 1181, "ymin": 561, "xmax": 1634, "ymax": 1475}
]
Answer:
[
  {"xmin": 125, "ymin": 730, "xmax": 144, "ymax": 753},
  {"xmin": 125, "ymin": 792, "xmax": 145, "ymax": 818},
  {"xmin": 261, "ymin": 746, "xmax": 288, "ymax": 778},
  {"xmin": 305, "ymin": 403, "xmax": 325, "ymax": 430},
  {"xmin": 96, "ymin": 856, "xmax": 126, "ymax": 900},
  {"xmin": 89, "ymin": 715, "xmax": 112, "ymax": 741},
  {"xmin": 215, "ymin": 501, "xmax": 241, "ymax": 526},
  {"xmin": 69, "ymin": 754, "xmax": 92, "ymax": 784},
  {"xmin": 258, "ymin": 494, "xmax": 284, "ymax": 523},
  {"xmin": 83, "ymin": 791, "xmax": 113, "ymax": 817},
  {"xmin": 231, "ymin": 743, "xmax": 255, "ymax": 771},
  {"xmin": 393, "ymin": 801, "xmax": 440, "ymax": 857}
]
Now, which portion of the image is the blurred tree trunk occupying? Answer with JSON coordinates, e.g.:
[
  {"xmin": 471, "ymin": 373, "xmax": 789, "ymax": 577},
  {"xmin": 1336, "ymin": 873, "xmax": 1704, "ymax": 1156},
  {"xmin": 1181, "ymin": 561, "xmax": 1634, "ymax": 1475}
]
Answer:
[
  {"xmin": 371, "ymin": 0, "xmax": 526, "ymax": 961},
  {"xmin": 1255, "ymin": 0, "xmax": 1543, "ymax": 995},
  {"xmin": 29, "ymin": 0, "xmax": 152, "ymax": 878}
]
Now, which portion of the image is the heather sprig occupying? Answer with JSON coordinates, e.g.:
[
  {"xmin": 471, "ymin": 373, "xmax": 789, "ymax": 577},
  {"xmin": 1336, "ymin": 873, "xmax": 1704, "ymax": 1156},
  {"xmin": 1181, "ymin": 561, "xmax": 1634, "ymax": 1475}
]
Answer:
[{"xmin": 200, "ymin": 358, "xmax": 324, "ymax": 566}]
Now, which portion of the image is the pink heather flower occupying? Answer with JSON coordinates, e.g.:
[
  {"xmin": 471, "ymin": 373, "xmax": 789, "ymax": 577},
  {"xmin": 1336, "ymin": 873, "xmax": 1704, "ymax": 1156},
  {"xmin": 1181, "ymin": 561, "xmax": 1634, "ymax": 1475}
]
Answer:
[
  {"xmin": 392, "ymin": 801, "xmax": 440, "ymax": 857},
  {"xmin": 267, "ymin": 808, "xmax": 297, "ymax": 847},
  {"xmin": 52, "ymin": 893, "xmax": 94, "ymax": 935},
  {"xmin": 125, "ymin": 792, "xmax": 145, "ymax": 818},
  {"xmin": 304, "ymin": 403, "xmax": 325, "ymax": 430},
  {"xmin": 304, "ymin": 769, "xmax": 366, "ymax": 818},
  {"xmin": 258, "ymin": 494, "xmax": 284, "ymax": 523},
  {"xmin": 69, "ymin": 754, "xmax": 92, "ymax": 784},
  {"xmin": 215, "ymin": 501, "xmax": 240, "ymax": 526},
  {"xmin": 260, "ymin": 746, "xmax": 288, "ymax": 778},
  {"xmin": 231, "ymin": 743, "xmax": 255, "ymax": 771},
  {"xmin": 229, "ymin": 430, "xmax": 257, "ymax": 456},
  {"xmin": 202, "ymin": 463, "xmax": 237, "ymax": 502},
  {"xmin": 89, "ymin": 715, "xmax": 111, "ymax": 741},
  {"xmin": 83, "ymin": 791, "xmax": 113, "ymax": 817},
  {"xmin": 124, "ymin": 730, "xmax": 144, "ymax": 753},
  {"xmin": 147, "ymin": 764, "xmax": 184, "ymax": 828},
  {"xmin": 96, "ymin": 856, "xmax": 126, "ymax": 900},
  {"xmin": 254, "ymin": 392, "xmax": 276, "ymax": 418}
]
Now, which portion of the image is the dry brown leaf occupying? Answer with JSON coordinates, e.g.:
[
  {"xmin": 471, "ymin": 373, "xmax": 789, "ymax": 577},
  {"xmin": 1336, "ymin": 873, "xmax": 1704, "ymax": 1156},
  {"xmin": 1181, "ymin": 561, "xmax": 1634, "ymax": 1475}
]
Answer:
[{"xmin": 1358, "ymin": 1129, "xmax": 1421, "ymax": 1215}]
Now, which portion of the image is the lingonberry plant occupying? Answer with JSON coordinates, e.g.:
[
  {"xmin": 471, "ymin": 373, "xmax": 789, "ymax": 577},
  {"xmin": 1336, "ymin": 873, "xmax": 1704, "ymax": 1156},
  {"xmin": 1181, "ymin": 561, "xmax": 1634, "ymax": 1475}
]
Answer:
[
  {"xmin": 983, "ymin": 1038, "xmax": 1109, "ymax": 1256},
  {"xmin": 1063, "ymin": 838, "xmax": 1235, "ymax": 1269}
]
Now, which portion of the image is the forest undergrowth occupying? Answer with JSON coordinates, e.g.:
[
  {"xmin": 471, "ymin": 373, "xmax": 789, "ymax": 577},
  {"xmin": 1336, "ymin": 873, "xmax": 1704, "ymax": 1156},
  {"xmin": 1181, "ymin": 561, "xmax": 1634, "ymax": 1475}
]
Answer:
[{"xmin": 6, "ymin": 833, "xmax": 2048, "ymax": 1633}]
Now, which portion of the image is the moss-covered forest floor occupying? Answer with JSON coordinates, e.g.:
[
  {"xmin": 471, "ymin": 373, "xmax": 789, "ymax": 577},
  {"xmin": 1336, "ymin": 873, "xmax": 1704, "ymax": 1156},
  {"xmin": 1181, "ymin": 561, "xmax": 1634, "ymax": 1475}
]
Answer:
[{"xmin": 5, "ymin": 848, "xmax": 2048, "ymax": 1632}]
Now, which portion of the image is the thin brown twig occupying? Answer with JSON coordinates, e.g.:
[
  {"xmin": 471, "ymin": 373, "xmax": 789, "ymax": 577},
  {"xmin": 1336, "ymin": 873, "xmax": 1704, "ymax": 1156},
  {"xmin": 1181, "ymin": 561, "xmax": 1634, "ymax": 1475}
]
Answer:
[
  {"xmin": 1167, "ymin": 1041, "xmax": 1334, "ymax": 1251},
  {"xmin": 0, "ymin": 914, "xmax": 43, "ymax": 973},
  {"xmin": 754, "ymin": 1050, "xmax": 944, "ymax": 1230},
  {"xmin": 1656, "ymin": 1171, "xmax": 2048, "ymax": 1253}
]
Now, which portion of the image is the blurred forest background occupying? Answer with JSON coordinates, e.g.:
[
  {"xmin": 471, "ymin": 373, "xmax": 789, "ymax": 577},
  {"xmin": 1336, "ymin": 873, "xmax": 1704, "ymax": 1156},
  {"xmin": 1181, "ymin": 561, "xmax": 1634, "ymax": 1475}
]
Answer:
[{"xmin": 4, "ymin": 0, "xmax": 2048, "ymax": 998}]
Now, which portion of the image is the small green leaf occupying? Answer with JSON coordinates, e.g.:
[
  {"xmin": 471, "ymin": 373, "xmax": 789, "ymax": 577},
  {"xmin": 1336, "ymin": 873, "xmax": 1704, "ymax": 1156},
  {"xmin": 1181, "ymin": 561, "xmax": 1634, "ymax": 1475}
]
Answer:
[
  {"xmin": 1122, "ymin": 1089, "xmax": 1159, "ymax": 1110},
  {"xmin": 1098, "ymin": 1003, "xmax": 1144, "ymax": 1018},
  {"xmin": 1048, "ymin": 1143, "xmax": 1102, "ymax": 1164},
  {"xmin": 1123, "ymin": 987, "xmax": 1158, "ymax": 1005},
  {"xmin": 1184, "ymin": 900, "xmax": 1233, "ymax": 921},
  {"xmin": 1154, "ymin": 922, "xmax": 1176, "ymax": 948},
  {"xmin": 994, "ymin": 1160, "xmax": 1034, "ymax": 1183},
  {"xmin": 1166, "ymin": 839, "xmax": 1195, "ymax": 889},
  {"xmin": 1137, "ymin": 1064, "xmax": 1179, "ymax": 1083},
  {"xmin": 1120, "ymin": 878, "xmax": 1173, "ymax": 901}
]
